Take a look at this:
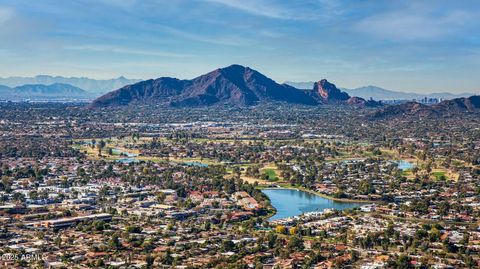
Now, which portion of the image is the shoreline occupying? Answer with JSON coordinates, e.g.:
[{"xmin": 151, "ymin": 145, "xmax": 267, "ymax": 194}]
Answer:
[{"xmin": 260, "ymin": 185, "xmax": 380, "ymax": 204}]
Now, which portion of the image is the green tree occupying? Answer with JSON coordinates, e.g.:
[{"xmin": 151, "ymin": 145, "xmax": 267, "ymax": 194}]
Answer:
[{"xmin": 145, "ymin": 255, "xmax": 155, "ymax": 269}]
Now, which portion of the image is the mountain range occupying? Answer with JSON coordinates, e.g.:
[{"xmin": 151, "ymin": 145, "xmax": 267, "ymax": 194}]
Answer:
[
  {"xmin": 2, "ymin": 67, "xmax": 478, "ymax": 118},
  {"xmin": 2, "ymin": 72, "xmax": 475, "ymax": 103},
  {"xmin": 0, "ymin": 83, "xmax": 93, "ymax": 101},
  {"xmin": 91, "ymin": 65, "xmax": 380, "ymax": 108},
  {"xmin": 370, "ymin": 95, "xmax": 480, "ymax": 119},
  {"xmin": 285, "ymin": 82, "xmax": 476, "ymax": 101},
  {"xmin": 0, "ymin": 75, "xmax": 140, "ymax": 94}
]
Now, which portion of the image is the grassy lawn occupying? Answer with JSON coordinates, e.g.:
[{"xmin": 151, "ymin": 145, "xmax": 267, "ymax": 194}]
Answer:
[
  {"xmin": 431, "ymin": 169, "xmax": 459, "ymax": 181},
  {"xmin": 361, "ymin": 151, "xmax": 375, "ymax": 157},
  {"xmin": 337, "ymin": 151, "xmax": 353, "ymax": 157},
  {"xmin": 401, "ymin": 169, "xmax": 413, "ymax": 178},
  {"xmin": 262, "ymin": 168, "xmax": 278, "ymax": 181},
  {"xmin": 432, "ymin": 171, "xmax": 447, "ymax": 180},
  {"xmin": 168, "ymin": 157, "xmax": 218, "ymax": 165},
  {"xmin": 76, "ymin": 143, "xmax": 138, "ymax": 160}
]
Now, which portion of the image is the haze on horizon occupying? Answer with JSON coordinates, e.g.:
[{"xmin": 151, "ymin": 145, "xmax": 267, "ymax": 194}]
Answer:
[{"xmin": 0, "ymin": 0, "xmax": 479, "ymax": 94}]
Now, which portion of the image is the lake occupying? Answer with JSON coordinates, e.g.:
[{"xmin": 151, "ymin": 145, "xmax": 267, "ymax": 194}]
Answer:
[
  {"xmin": 183, "ymin": 161, "xmax": 209, "ymax": 167},
  {"xmin": 112, "ymin": 148, "xmax": 139, "ymax": 163},
  {"xmin": 262, "ymin": 188, "xmax": 363, "ymax": 220},
  {"xmin": 112, "ymin": 148, "xmax": 138, "ymax": 157},
  {"xmin": 396, "ymin": 160, "xmax": 414, "ymax": 170}
]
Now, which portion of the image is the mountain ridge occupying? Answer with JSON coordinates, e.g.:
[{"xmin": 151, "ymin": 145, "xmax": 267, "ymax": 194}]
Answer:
[
  {"xmin": 91, "ymin": 65, "xmax": 378, "ymax": 108},
  {"xmin": 0, "ymin": 83, "xmax": 93, "ymax": 100},
  {"xmin": 0, "ymin": 75, "xmax": 140, "ymax": 94},
  {"xmin": 285, "ymin": 82, "xmax": 476, "ymax": 101}
]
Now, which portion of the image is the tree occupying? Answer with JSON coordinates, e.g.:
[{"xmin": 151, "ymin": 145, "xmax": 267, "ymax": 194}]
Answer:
[
  {"xmin": 221, "ymin": 240, "xmax": 235, "ymax": 252},
  {"xmin": 464, "ymin": 254, "xmax": 475, "ymax": 268},
  {"xmin": 359, "ymin": 179, "xmax": 374, "ymax": 195},
  {"xmin": 76, "ymin": 167, "xmax": 86, "ymax": 177},
  {"xmin": 145, "ymin": 255, "xmax": 155, "ymax": 269},
  {"xmin": 126, "ymin": 226, "xmax": 142, "ymax": 234},
  {"xmin": 97, "ymin": 140, "xmax": 106, "ymax": 156},
  {"xmin": 158, "ymin": 249, "xmax": 173, "ymax": 265},
  {"xmin": 287, "ymin": 235, "xmax": 304, "ymax": 251},
  {"xmin": 109, "ymin": 234, "xmax": 121, "ymax": 250},
  {"xmin": 275, "ymin": 225, "xmax": 286, "ymax": 234},
  {"xmin": 12, "ymin": 192, "xmax": 25, "ymax": 203},
  {"xmin": 29, "ymin": 190, "xmax": 39, "ymax": 200},
  {"xmin": 429, "ymin": 227, "xmax": 441, "ymax": 242},
  {"xmin": 156, "ymin": 192, "xmax": 166, "ymax": 203},
  {"xmin": 0, "ymin": 194, "xmax": 7, "ymax": 205},
  {"xmin": 267, "ymin": 232, "xmax": 277, "ymax": 249},
  {"xmin": 54, "ymin": 235, "xmax": 62, "ymax": 248},
  {"xmin": 233, "ymin": 166, "xmax": 241, "ymax": 177},
  {"xmin": 395, "ymin": 255, "xmax": 411, "ymax": 269}
]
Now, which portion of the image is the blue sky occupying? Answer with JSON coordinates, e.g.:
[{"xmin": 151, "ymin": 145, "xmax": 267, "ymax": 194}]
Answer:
[{"xmin": 0, "ymin": 0, "xmax": 479, "ymax": 93}]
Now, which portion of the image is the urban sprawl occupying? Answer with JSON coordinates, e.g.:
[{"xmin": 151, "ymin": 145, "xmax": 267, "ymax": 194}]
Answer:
[{"xmin": 0, "ymin": 103, "xmax": 479, "ymax": 268}]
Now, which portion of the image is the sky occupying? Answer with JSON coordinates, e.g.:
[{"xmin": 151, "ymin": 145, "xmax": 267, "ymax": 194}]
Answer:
[{"xmin": 0, "ymin": 0, "xmax": 479, "ymax": 93}]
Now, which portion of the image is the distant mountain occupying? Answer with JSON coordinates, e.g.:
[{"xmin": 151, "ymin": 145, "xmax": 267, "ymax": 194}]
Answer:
[
  {"xmin": 0, "ymin": 75, "xmax": 140, "ymax": 94},
  {"xmin": 285, "ymin": 82, "xmax": 476, "ymax": 101},
  {"xmin": 370, "ymin": 95, "xmax": 480, "ymax": 119},
  {"xmin": 344, "ymin": 86, "xmax": 475, "ymax": 101},
  {"xmin": 0, "ymin": 83, "xmax": 93, "ymax": 100},
  {"xmin": 422, "ymin": 92, "xmax": 476, "ymax": 100},
  {"xmin": 13, "ymin": 83, "xmax": 90, "ymax": 97},
  {"xmin": 0, "ymin": 85, "xmax": 10, "ymax": 95},
  {"xmin": 342, "ymin": 86, "xmax": 414, "ymax": 100},
  {"xmin": 91, "ymin": 65, "xmax": 378, "ymax": 108}
]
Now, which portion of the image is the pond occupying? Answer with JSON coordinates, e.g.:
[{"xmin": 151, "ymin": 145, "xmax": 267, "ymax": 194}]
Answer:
[
  {"xmin": 395, "ymin": 160, "xmax": 415, "ymax": 170},
  {"xmin": 183, "ymin": 161, "xmax": 209, "ymax": 167},
  {"xmin": 112, "ymin": 148, "xmax": 138, "ymax": 157},
  {"xmin": 262, "ymin": 188, "xmax": 363, "ymax": 220}
]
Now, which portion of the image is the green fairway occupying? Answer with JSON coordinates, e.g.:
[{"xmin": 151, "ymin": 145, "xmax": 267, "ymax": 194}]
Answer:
[
  {"xmin": 432, "ymin": 171, "xmax": 447, "ymax": 180},
  {"xmin": 263, "ymin": 168, "xmax": 278, "ymax": 181}
]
